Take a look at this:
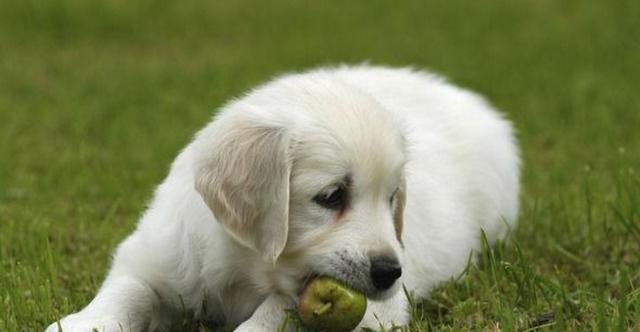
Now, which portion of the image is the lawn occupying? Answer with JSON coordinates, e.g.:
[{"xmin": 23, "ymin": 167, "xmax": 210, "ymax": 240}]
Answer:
[{"xmin": 1, "ymin": 0, "xmax": 639, "ymax": 331}]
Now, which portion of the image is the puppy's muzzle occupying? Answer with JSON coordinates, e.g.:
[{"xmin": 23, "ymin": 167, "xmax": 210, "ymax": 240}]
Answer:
[{"xmin": 370, "ymin": 256, "xmax": 402, "ymax": 291}]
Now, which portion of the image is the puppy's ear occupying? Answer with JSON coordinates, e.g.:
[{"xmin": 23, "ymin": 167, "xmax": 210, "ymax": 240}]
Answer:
[
  {"xmin": 194, "ymin": 120, "xmax": 291, "ymax": 265},
  {"xmin": 393, "ymin": 179, "xmax": 406, "ymax": 244}
]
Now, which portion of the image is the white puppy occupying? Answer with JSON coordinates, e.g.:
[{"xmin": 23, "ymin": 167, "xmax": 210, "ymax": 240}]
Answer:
[{"xmin": 47, "ymin": 65, "xmax": 519, "ymax": 332}]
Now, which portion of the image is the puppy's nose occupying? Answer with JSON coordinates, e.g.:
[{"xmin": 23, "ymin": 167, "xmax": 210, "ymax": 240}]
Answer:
[{"xmin": 370, "ymin": 256, "xmax": 402, "ymax": 290}]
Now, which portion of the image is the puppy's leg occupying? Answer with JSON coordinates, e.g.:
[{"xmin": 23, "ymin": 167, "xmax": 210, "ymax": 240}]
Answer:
[
  {"xmin": 45, "ymin": 276, "xmax": 157, "ymax": 332},
  {"xmin": 356, "ymin": 289, "xmax": 410, "ymax": 331},
  {"xmin": 234, "ymin": 293, "xmax": 295, "ymax": 332}
]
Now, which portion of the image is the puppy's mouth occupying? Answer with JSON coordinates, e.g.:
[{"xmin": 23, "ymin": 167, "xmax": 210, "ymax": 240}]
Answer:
[
  {"xmin": 298, "ymin": 273, "xmax": 397, "ymax": 301},
  {"xmin": 297, "ymin": 273, "xmax": 320, "ymax": 295}
]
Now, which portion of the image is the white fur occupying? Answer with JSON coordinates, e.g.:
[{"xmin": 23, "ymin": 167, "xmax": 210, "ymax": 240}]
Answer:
[{"xmin": 46, "ymin": 65, "xmax": 520, "ymax": 332}]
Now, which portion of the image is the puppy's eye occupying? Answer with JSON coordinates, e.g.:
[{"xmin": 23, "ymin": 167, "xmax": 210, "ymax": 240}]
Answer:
[
  {"xmin": 313, "ymin": 184, "xmax": 347, "ymax": 210},
  {"xmin": 390, "ymin": 188, "xmax": 399, "ymax": 205}
]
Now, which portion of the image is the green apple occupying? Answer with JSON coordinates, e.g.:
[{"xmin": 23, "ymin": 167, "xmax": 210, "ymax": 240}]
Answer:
[{"xmin": 298, "ymin": 276, "xmax": 367, "ymax": 332}]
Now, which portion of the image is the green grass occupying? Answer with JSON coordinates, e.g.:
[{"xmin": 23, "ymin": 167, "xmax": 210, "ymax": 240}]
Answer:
[{"xmin": 1, "ymin": 0, "xmax": 639, "ymax": 331}]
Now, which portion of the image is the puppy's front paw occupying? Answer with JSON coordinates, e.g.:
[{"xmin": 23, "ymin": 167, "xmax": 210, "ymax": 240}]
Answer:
[
  {"xmin": 45, "ymin": 314, "xmax": 133, "ymax": 332},
  {"xmin": 233, "ymin": 293, "xmax": 296, "ymax": 332},
  {"xmin": 234, "ymin": 320, "xmax": 295, "ymax": 332}
]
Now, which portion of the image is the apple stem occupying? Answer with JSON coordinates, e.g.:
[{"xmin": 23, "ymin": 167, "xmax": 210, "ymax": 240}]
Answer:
[{"xmin": 313, "ymin": 302, "xmax": 333, "ymax": 316}]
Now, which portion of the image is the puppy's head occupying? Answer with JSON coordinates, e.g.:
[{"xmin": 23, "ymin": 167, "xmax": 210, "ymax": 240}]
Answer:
[{"xmin": 194, "ymin": 75, "xmax": 407, "ymax": 299}]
